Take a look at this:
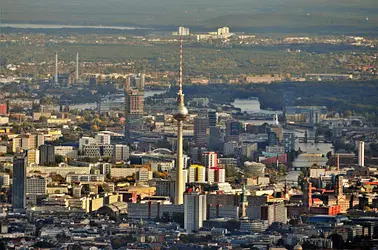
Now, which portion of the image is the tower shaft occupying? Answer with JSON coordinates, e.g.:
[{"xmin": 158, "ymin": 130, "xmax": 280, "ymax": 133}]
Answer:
[
  {"xmin": 76, "ymin": 52, "xmax": 79, "ymax": 82},
  {"xmin": 174, "ymin": 36, "xmax": 188, "ymax": 205},
  {"xmin": 55, "ymin": 52, "xmax": 58, "ymax": 85},
  {"xmin": 175, "ymin": 120, "xmax": 184, "ymax": 204}
]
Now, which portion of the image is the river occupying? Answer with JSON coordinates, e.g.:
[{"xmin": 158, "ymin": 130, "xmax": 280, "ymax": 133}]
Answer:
[
  {"xmin": 282, "ymin": 128, "xmax": 333, "ymax": 183},
  {"xmin": 1, "ymin": 23, "xmax": 149, "ymax": 30}
]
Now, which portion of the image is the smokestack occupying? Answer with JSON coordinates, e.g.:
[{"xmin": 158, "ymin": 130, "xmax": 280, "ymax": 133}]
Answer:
[
  {"xmin": 359, "ymin": 141, "xmax": 365, "ymax": 167},
  {"xmin": 337, "ymin": 153, "xmax": 340, "ymax": 171},
  {"xmin": 55, "ymin": 52, "xmax": 58, "ymax": 85},
  {"xmin": 76, "ymin": 52, "xmax": 79, "ymax": 82}
]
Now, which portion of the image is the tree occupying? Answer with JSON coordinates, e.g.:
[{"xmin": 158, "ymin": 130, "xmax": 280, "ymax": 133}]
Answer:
[
  {"xmin": 33, "ymin": 241, "xmax": 55, "ymax": 248},
  {"xmin": 328, "ymin": 233, "xmax": 344, "ymax": 249},
  {"xmin": 161, "ymin": 212, "xmax": 171, "ymax": 223},
  {"xmin": 55, "ymin": 155, "xmax": 65, "ymax": 164}
]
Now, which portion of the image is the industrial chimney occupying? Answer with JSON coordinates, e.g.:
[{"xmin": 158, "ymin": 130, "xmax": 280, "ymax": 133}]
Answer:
[{"xmin": 358, "ymin": 141, "xmax": 365, "ymax": 167}]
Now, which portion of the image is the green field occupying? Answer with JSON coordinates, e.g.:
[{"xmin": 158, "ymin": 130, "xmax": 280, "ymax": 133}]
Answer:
[{"xmin": 2, "ymin": 0, "xmax": 378, "ymax": 34}]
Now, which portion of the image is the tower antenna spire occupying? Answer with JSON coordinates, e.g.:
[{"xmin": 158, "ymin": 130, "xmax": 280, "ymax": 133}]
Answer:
[
  {"xmin": 174, "ymin": 35, "xmax": 188, "ymax": 205},
  {"xmin": 179, "ymin": 35, "xmax": 183, "ymax": 93}
]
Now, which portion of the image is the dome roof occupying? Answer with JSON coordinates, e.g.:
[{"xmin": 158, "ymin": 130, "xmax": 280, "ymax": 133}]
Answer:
[{"xmin": 293, "ymin": 243, "xmax": 303, "ymax": 250}]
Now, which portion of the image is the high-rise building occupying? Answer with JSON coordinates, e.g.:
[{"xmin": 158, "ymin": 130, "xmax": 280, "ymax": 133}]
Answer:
[
  {"xmin": 217, "ymin": 26, "xmax": 230, "ymax": 36},
  {"xmin": 27, "ymin": 149, "xmax": 40, "ymax": 165},
  {"xmin": 184, "ymin": 191, "xmax": 207, "ymax": 233},
  {"xmin": 26, "ymin": 175, "xmax": 47, "ymax": 195},
  {"xmin": 95, "ymin": 133, "xmax": 111, "ymax": 145},
  {"xmin": 21, "ymin": 134, "xmax": 36, "ymax": 151},
  {"xmin": 283, "ymin": 132, "xmax": 296, "ymax": 153},
  {"xmin": 358, "ymin": 141, "xmax": 365, "ymax": 167},
  {"xmin": 79, "ymin": 137, "xmax": 96, "ymax": 152},
  {"xmin": 124, "ymin": 79, "xmax": 144, "ymax": 140},
  {"xmin": 173, "ymin": 36, "xmax": 188, "ymax": 205},
  {"xmin": 135, "ymin": 73, "xmax": 145, "ymax": 91},
  {"xmin": 12, "ymin": 154, "xmax": 27, "ymax": 210},
  {"xmin": 225, "ymin": 120, "xmax": 242, "ymax": 142},
  {"xmin": 178, "ymin": 26, "xmax": 190, "ymax": 36},
  {"xmin": 207, "ymin": 167, "xmax": 225, "ymax": 183},
  {"xmin": 202, "ymin": 152, "xmax": 218, "ymax": 168},
  {"xmin": 208, "ymin": 111, "xmax": 217, "ymax": 127},
  {"xmin": 188, "ymin": 165, "xmax": 206, "ymax": 183},
  {"xmin": 194, "ymin": 116, "xmax": 209, "ymax": 147},
  {"xmin": 0, "ymin": 103, "xmax": 7, "ymax": 115},
  {"xmin": 12, "ymin": 137, "xmax": 22, "ymax": 153},
  {"xmin": 39, "ymin": 144, "xmax": 55, "ymax": 165},
  {"xmin": 0, "ymin": 173, "xmax": 10, "ymax": 187},
  {"xmin": 113, "ymin": 144, "xmax": 130, "ymax": 162}
]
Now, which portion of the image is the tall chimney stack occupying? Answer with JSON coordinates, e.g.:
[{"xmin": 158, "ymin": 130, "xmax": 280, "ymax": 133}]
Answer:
[
  {"xmin": 55, "ymin": 52, "xmax": 58, "ymax": 85},
  {"xmin": 76, "ymin": 52, "xmax": 79, "ymax": 82},
  {"xmin": 337, "ymin": 153, "xmax": 340, "ymax": 171},
  {"xmin": 358, "ymin": 141, "xmax": 365, "ymax": 167}
]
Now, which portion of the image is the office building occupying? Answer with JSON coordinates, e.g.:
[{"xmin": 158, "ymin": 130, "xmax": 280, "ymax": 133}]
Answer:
[
  {"xmin": 285, "ymin": 106, "xmax": 327, "ymax": 124},
  {"xmin": 217, "ymin": 26, "xmax": 230, "ymax": 36},
  {"xmin": 194, "ymin": 116, "xmax": 209, "ymax": 147},
  {"xmin": 66, "ymin": 174, "xmax": 105, "ymax": 183},
  {"xmin": 39, "ymin": 144, "xmax": 55, "ymax": 165},
  {"xmin": 224, "ymin": 141, "xmax": 239, "ymax": 156},
  {"xmin": 54, "ymin": 146, "xmax": 78, "ymax": 158},
  {"xmin": 178, "ymin": 26, "xmax": 190, "ymax": 36},
  {"xmin": 184, "ymin": 191, "xmax": 207, "ymax": 233},
  {"xmin": 113, "ymin": 144, "xmax": 130, "ymax": 162},
  {"xmin": 225, "ymin": 120, "xmax": 242, "ymax": 142},
  {"xmin": 27, "ymin": 149, "xmax": 40, "ymax": 166},
  {"xmin": 0, "ymin": 173, "xmax": 10, "ymax": 187},
  {"xmin": 82, "ymin": 144, "xmax": 114, "ymax": 158},
  {"xmin": 12, "ymin": 154, "xmax": 27, "ymax": 210},
  {"xmin": 124, "ymin": 85, "xmax": 144, "ymax": 140},
  {"xmin": 137, "ymin": 168, "xmax": 153, "ymax": 182},
  {"xmin": 283, "ymin": 132, "xmax": 296, "ymax": 153},
  {"xmin": 79, "ymin": 137, "xmax": 96, "ymax": 152},
  {"xmin": 95, "ymin": 133, "xmax": 111, "ymax": 145},
  {"xmin": 202, "ymin": 152, "xmax": 218, "ymax": 168},
  {"xmin": 135, "ymin": 73, "xmax": 145, "ymax": 91},
  {"xmin": 208, "ymin": 111, "xmax": 217, "ymax": 127},
  {"xmin": 26, "ymin": 175, "xmax": 47, "ymax": 194}
]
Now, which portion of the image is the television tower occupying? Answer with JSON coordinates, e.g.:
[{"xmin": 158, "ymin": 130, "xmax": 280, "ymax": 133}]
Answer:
[
  {"xmin": 76, "ymin": 52, "xmax": 79, "ymax": 82},
  {"xmin": 55, "ymin": 52, "xmax": 58, "ymax": 85},
  {"xmin": 174, "ymin": 36, "xmax": 188, "ymax": 205}
]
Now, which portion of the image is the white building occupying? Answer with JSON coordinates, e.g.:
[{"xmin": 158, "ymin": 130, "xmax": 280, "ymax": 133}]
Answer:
[
  {"xmin": 184, "ymin": 192, "xmax": 207, "ymax": 233},
  {"xmin": 79, "ymin": 137, "xmax": 96, "ymax": 152},
  {"xmin": 178, "ymin": 26, "xmax": 190, "ymax": 36},
  {"xmin": 82, "ymin": 144, "xmax": 114, "ymax": 158},
  {"xmin": 66, "ymin": 174, "xmax": 105, "ymax": 183},
  {"xmin": 202, "ymin": 152, "xmax": 217, "ymax": 168},
  {"xmin": 137, "ymin": 168, "xmax": 153, "ymax": 182},
  {"xmin": 217, "ymin": 26, "xmax": 230, "ymax": 36},
  {"xmin": 95, "ymin": 133, "xmax": 111, "ymax": 145},
  {"xmin": 26, "ymin": 175, "xmax": 46, "ymax": 194},
  {"xmin": 54, "ymin": 146, "xmax": 78, "ymax": 158},
  {"xmin": 110, "ymin": 167, "xmax": 140, "ymax": 178}
]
